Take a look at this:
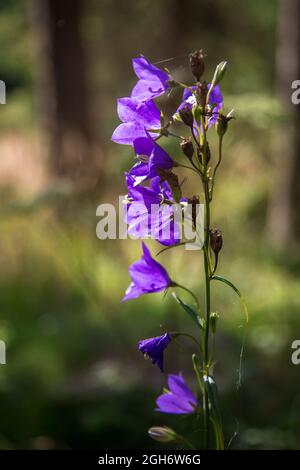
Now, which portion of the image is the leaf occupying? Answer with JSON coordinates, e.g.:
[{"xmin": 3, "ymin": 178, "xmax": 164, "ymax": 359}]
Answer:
[
  {"xmin": 211, "ymin": 274, "xmax": 248, "ymax": 322},
  {"xmin": 172, "ymin": 293, "xmax": 204, "ymax": 329},
  {"xmin": 204, "ymin": 375, "xmax": 224, "ymax": 450}
]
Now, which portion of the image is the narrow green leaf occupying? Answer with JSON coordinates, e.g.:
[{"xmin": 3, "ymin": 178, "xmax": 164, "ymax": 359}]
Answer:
[
  {"xmin": 211, "ymin": 274, "xmax": 248, "ymax": 322},
  {"xmin": 172, "ymin": 293, "xmax": 204, "ymax": 329},
  {"xmin": 204, "ymin": 375, "xmax": 224, "ymax": 450}
]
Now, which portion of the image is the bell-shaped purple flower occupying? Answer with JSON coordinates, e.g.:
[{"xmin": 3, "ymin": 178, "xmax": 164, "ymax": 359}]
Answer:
[
  {"xmin": 131, "ymin": 55, "xmax": 170, "ymax": 102},
  {"xmin": 156, "ymin": 373, "xmax": 197, "ymax": 414},
  {"xmin": 129, "ymin": 137, "xmax": 174, "ymax": 186},
  {"xmin": 138, "ymin": 333, "xmax": 171, "ymax": 371},
  {"xmin": 176, "ymin": 84, "xmax": 223, "ymax": 128},
  {"xmin": 122, "ymin": 242, "xmax": 171, "ymax": 302},
  {"xmin": 125, "ymin": 176, "xmax": 181, "ymax": 246},
  {"xmin": 112, "ymin": 98, "xmax": 161, "ymax": 145}
]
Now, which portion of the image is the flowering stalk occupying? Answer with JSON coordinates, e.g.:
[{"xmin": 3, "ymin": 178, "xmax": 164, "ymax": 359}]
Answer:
[
  {"xmin": 112, "ymin": 51, "xmax": 246, "ymax": 450},
  {"xmin": 201, "ymin": 120, "xmax": 212, "ymax": 449}
]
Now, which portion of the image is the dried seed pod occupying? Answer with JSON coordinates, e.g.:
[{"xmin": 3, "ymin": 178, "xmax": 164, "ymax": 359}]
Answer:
[
  {"xmin": 210, "ymin": 229, "xmax": 223, "ymax": 255},
  {"xmin": 189, "ymin": 49, "xmax": 206, "ymax": 81},
  {"xmin": 180, "ymin": 139, "xmax": 194, "ymax": 160},
  {"xmin": 196, "ymin": 81, "xmax": 208, "ymax": 107},
  {"xmin": 179, "ymin": 105, "xmax": 194, "ymax": 127}
]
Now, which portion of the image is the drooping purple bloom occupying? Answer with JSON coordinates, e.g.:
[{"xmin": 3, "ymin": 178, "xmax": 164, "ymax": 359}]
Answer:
[
  {"xmin": 122, "ymin": 242, "xmax": 171, "ymax": 302},
  {"xmin": 138, "ymin": 333, "xmax": 171, "ymax": 371},
  {"xmin": 129, "ymin": 137, "xmax": 174, "ymax": 186},
  {"xmin": 176, "ymin": 84, "xmax": 223, "ymax": 128},
  {"xmin": 125, "ymin": 175, "xmax": 162, "ymax": 239},
  {"xmin": 156, "ymin": 373, "xmax": 197, "ymax": 414},
  {"xmin": 125, "ymin": 176, "xmax": 181, "ymax": 246},
  {"xmin": 131, "ymin": 56, "xmax": 170, "ymax": 102},
  {"xmin": 111, "ymin": 98, "xmax": 161, "ymax": 145}
]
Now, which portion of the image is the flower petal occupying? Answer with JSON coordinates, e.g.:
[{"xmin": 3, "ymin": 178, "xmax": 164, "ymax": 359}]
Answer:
[
  {"xmin": 132, "ymin": 56, "xmax": 169, "ymax": 84},
  {"xmin": 131, "ymin": 56, "xmax": 169, "ymax": 101},
  {"xmin": 111, "ymin": 122, "xmax": 146, "ymax": 145},
  {"xmin": 168, "ymin": 373, "xmax": 197, "ymax": 406},
  {"xmin": 156, "ymin": 392, "xmax": 195, "ymax": 414}
]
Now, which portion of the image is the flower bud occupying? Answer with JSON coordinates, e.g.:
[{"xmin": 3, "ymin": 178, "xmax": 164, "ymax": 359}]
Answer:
[
  {"xmin": 148, "ymin": 426, "xmax": 177, "ymax": 443},
  {"xmin": 196, "ymin": 81, "xmax": 208, "ymax": 108},
  {"xmin": 187, "ymin": 195, "xmax": 200, "ymax": 227},
  {"xmin": 189, "ymin": 49, "xmax": 206, "ymax": 81},
  {"xmin": 210, "ymin": 229, "xmax": 223, "ymax": 255},
  {"xmin": 180, "ymin": 139, "xmax": 194, "ymax": 160},
  {"xmin": 210, "ymin": 312, "xmax": 219, "ymax": 334},
  {"xmin": 212, "ymin": 61, "xmax": 227, "ymax": 87},
  {"xmin": 216, "ymin": 114, "xmax": 228, "ymax": 137},
  {"xmin": 179, "ymin": 105, "xmax": 194, "ymax": 127}
]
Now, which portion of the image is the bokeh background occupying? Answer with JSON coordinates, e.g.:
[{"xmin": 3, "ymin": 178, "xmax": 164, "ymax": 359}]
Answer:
[{"xmin": 0, "ymin": 0, "xmax": 299, "ymax": 450}]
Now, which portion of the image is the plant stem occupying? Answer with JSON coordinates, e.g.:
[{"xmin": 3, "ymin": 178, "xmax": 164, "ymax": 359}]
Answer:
[
  {"xmin": 172, "ymin": 332, "xmax": 201, "ymax": 349},
  {"xmin": 203, "ymin": 179, "xmax": 211, "ymax": 450},
  {"xmin": 200, "ymin": 116, "xmax": 211, "ymax": 450},
  {"xmin": 210, "ymin": 135, "xmax": 223, "ymax": 201},
  {"xmin": 203, "ymin": 183, "xmax": 211, "ymax": 365},
  {"xmin": 176, "ymin": 163, "xmax": 201, "ymax": 174}
]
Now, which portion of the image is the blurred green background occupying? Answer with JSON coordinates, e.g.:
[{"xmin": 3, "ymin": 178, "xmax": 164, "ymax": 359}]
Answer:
[{"xmin": 0, "ymin": 0, "xmax": 300, "ymax": 450}]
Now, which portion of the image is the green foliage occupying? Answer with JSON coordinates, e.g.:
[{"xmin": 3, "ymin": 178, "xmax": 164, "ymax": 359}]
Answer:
[{"xmin": 172, "ymin": 293, "xmax": 203, "ymax": 329}]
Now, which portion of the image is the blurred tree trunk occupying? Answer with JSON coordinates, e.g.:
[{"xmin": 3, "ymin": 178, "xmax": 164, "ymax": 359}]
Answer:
[
  {"xmin": 266, "ymin": 0, "xmax": 300, "ymax": 246},
  {"xmin": 33, "ymin": 0, "xmax": 100, "ymax": 186}
]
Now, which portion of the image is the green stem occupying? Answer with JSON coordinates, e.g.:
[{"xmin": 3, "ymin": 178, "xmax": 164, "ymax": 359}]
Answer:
[
  {"xmin": 176, "ymin": 163, "xmax": 201, "ymax": 175},
  {"xmin": 192, "ymin": 353, "xmax": 205, "ymax": 394},
  {"xmin": 200, "ymin": 115, "xmax": 211, "ymax": 450},
  {"xmin": 210, "ymin": 135, "xmax": 223, "ymax": 201},
  {"xmin": 203, "ymin": 181, "xmax": 211, "ymax": 450},
  {"xmin": 172, "ymin": 332, "xmax": 201, "ymax": 349}
]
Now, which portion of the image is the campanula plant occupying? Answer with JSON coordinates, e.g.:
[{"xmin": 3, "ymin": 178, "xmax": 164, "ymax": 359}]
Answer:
[{"xmin": 112, "ymin": 50, "xmax": 247, "ymax": 450}]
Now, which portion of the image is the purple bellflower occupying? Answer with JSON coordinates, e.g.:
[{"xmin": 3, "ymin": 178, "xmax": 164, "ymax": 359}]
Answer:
[
  {"xmin": 122, "ymin": 242, "xmax": 171, "ymax": 302},
  {"xmin": 111, "ymin": 98, "xmax": 161, "ymax": 145},
  {"xmin": 125, "ymin": 175, "xmax": 161, "ymax": 239},
  {"xmin": 156, "ymin": 373, "xmax": 197, "ymax": 414},
  {"xmin": 131, "ymin": 56, "xmax": 170, "ymax": 102},
  {"xmin": 129, "ymin": 137, "xmax": 174, "ymax": 186},
  {"xmin": 138, "ymin": 333, "xmax": 171, "ymax": 371},
  {"xmin": 125, "ymin": 176, "xmax": 181, "ymax": 246},
  {"xmin": 177, "ymin": 84, "xmax": 223, "ymax": 128}
]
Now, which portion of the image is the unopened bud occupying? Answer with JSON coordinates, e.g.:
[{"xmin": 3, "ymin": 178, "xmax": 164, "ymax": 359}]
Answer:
[
  {"xmin": 179, "ymin": 105, "xmax": 194, "ymax": 127},
  {"xmin": 212, "ymin": 61, "xmax": 227, "ymax": 87},
  {"xmin": 187, "ymin": 195, "xmax": 200, "ymax": 227},
  {"xmin": 210, "ymin": 312, "xmax": 219, "ymax": 334},
  {"xmin": 210, "ymin": 229, "xmax": 223, "ymax": 255},
  {"xmin": 196, "ymin": 81, "xmax": 208, "ymax": 108},
  {"xmin": 180, "ymin": 139, "xmax": 194, "ymax": 160},
  {"xmin": 148, "ymin": 426, "xmax": 177, "ymax": 443},
  {"xmin": 216, "ymin": 114, "xmax": 228, "ymax": 137},
  {"xmin": 189, "ymin": 49, "xmax": 206, "ymax": 81}
]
